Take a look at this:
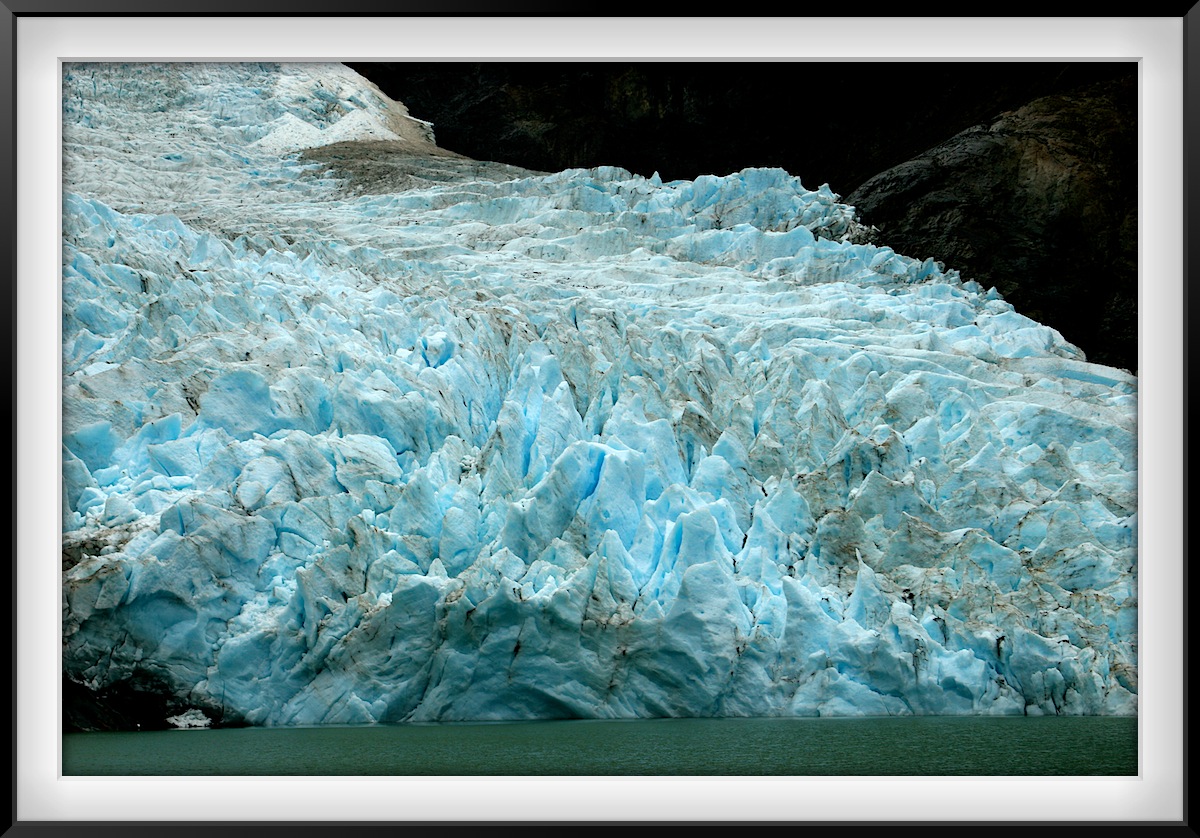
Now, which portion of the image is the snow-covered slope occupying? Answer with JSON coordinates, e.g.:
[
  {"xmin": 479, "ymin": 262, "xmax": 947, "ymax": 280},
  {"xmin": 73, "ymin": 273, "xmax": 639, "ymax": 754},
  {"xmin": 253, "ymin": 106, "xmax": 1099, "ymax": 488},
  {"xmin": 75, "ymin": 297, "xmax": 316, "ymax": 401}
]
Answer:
[{"xmin": 61, "ymin": 62, "xmax": 1137, "ymax": 727}]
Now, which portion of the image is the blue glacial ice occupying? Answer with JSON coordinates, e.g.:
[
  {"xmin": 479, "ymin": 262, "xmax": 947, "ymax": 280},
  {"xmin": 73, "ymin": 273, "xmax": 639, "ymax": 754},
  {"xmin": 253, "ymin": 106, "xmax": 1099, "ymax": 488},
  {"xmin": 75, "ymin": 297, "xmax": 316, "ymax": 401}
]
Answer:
[{"xmin": 61, "ymin": 63, "xmax": 1137, "ymax": 725}]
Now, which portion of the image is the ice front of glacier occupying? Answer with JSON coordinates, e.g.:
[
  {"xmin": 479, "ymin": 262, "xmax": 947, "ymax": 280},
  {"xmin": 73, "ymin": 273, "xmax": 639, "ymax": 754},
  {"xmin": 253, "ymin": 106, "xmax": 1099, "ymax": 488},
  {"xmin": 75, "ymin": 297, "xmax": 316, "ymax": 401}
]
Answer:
[{"xmin": 61, "ymin": 63, "xmax": 1137, "ymax": 727}]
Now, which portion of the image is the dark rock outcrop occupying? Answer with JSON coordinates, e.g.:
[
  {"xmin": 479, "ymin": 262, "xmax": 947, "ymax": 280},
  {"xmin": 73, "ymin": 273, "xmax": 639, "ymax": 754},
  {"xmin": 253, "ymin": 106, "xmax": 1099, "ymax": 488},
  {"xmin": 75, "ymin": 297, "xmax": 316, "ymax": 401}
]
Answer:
[
  {"xmin": 846, "ymin": 77, "xmax": 1136, "ymax": 373},
  {"xmin": 348, "ymin": 63, "xmax": 1133, "ymax": 193},
  {"xmin": 300, "ymin": 140, "xmax": 541, "ymax": 197},
  {"xmin": 64, "ymin": 672, "xmax": 242, "ymax": 732}
]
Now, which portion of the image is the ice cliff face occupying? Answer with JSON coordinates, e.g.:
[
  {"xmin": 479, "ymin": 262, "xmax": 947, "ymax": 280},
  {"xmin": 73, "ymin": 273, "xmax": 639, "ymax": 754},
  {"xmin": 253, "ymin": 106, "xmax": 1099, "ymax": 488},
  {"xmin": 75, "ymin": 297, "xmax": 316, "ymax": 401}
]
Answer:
[{"xmin": 61, "ymin": 63, "xmax": 1137, "ymax": 727}]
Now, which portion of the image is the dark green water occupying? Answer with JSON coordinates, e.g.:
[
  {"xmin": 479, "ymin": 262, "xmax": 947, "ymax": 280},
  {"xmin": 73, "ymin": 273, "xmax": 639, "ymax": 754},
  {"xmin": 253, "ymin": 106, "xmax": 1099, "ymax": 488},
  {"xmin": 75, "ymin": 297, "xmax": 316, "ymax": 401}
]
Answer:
[{"xmin": 62, "ymin": 715, "xmax": 1137, "ymax": 776}]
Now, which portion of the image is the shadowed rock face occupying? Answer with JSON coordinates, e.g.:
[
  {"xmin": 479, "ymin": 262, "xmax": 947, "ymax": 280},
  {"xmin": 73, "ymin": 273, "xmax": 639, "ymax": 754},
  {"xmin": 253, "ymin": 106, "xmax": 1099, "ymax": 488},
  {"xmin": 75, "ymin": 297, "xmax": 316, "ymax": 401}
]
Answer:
[
  {"xmin": 64, "ymin": 672, "xmax": 242, "ymax": 732},
  {"xmin": 347, "ymin": 63, "xmax": 1133, "ymax": 192},
  {"xmin": 846, "ymin": 78, "xmax": 1137, "ymax": 372}
]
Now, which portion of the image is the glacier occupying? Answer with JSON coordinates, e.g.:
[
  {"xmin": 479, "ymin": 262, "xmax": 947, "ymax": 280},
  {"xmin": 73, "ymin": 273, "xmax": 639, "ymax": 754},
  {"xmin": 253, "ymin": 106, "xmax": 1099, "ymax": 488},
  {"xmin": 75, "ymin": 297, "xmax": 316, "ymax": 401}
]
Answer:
[{"xmin": 61, "ymin": 62, "xmax": 1137, "ymax": 728}]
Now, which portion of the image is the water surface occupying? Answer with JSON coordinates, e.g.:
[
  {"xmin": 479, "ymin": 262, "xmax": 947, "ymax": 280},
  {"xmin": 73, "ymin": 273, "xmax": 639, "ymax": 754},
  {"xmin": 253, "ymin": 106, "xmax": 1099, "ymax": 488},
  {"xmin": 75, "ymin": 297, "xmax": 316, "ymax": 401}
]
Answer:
[{"xmin": 62, "ymin": 715, "xmax": 1137, "ymax": 776}]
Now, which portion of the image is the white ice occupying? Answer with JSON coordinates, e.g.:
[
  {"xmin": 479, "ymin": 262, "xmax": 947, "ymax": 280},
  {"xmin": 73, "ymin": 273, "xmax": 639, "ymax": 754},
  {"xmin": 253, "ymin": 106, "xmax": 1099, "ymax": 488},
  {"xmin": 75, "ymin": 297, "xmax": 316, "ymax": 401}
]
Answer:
[{"xmin": 61, "ymin": 62, "xmax": 1137, "ymax": 725}]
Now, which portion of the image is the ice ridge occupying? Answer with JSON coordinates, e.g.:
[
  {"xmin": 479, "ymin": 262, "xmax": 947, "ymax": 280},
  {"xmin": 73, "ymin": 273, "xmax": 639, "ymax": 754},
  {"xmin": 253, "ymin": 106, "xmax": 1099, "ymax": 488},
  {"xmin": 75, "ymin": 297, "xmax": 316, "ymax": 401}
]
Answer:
[{"xmin": 62, "ymin": 62, "xmax": 1137, "ymax": 726}]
